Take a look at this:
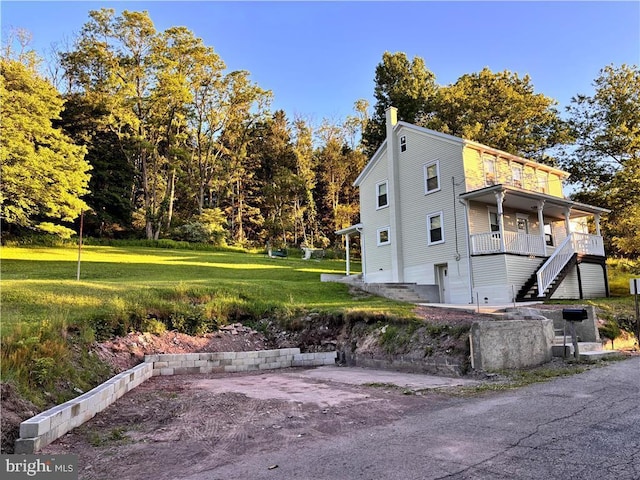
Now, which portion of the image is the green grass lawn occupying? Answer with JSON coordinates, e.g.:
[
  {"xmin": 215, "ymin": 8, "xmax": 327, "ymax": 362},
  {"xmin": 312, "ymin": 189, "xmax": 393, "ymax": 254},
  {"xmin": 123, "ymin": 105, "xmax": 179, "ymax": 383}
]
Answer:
[
  {"xmin": 1, "ymin": 244, "xmax": 417, "ymax": 405},
  {"xmin": 1, "ymin": 245, "xmax": 414, "ymax": 335}
]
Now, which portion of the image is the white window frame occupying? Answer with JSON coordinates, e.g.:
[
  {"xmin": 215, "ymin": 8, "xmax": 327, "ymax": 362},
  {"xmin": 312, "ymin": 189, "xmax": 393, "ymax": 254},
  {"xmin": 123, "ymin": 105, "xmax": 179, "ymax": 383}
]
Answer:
[
  {"xmin": 376, "ymin": 180, "xmax": 389, "ymax": 210},
  {"xmin": 377, "ymin": 226, "xmax": 391, "ymax": 246},
  {"xmin": 511, "ymin": 164, "xmax": 523, "ymax": 188},
  {"xmin": 537, "ymin": 172, "xmax": 548, "ymax": 194},
  {"xmin": 483, "ymin": 156, "xmax": 496, "ymax": 186},
  {"xmin": 427, "ymin": 212, "xmax": 445, "ymax": 245},
  {"xmin": 400, "ymin": 135, "xmax": 407, "ymax": 152},
  {"xmin": 516, "ymin": 213, "xmax": 529, "ymax": 234},
  {"xmin": 423, "ymin": 160, "xmax": 441, "ymax": 195}
]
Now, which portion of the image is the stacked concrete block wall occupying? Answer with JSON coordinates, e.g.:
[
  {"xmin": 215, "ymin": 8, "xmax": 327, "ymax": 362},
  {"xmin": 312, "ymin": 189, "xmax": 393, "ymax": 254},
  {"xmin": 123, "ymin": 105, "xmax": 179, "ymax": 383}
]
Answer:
[
  {"xmin": 15, "ymin": 362, "xmax": 153, "ymax": 454},
  {"xmin": 146, "ymin": 349, "xmax": 337, "ymax": 375},
  {"xmin": 15, "ymin": 348, "xmax": 336, "ymax": 453}
]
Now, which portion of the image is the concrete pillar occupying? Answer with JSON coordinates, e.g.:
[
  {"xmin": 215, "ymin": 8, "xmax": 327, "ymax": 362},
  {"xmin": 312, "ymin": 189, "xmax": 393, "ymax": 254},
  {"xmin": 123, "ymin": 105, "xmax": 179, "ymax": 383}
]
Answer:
[{"xmin": 495, "ymin": 190, "xmax": 506, "ymax": 252}]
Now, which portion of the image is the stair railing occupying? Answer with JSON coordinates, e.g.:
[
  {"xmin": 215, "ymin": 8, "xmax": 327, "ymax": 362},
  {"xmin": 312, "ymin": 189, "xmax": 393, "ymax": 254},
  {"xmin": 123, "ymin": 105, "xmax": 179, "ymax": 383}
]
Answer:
[{"xmin": 536, "ymin": 233, "xmax": 576, "ymax": 297}]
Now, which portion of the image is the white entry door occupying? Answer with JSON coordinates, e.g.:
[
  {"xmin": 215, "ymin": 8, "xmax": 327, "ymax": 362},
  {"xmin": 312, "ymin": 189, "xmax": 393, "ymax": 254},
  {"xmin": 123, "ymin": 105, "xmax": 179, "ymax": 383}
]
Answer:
[{"xmin": 436, "ymin": 264, "xmax": 450, "ymax": 303}]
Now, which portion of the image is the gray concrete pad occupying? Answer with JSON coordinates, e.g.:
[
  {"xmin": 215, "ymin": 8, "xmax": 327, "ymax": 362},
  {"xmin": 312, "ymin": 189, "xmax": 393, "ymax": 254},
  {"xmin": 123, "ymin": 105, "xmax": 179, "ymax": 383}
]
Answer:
[{"xmin": 283, "ymin": 365, "xmax": 479, "ymax": 390}]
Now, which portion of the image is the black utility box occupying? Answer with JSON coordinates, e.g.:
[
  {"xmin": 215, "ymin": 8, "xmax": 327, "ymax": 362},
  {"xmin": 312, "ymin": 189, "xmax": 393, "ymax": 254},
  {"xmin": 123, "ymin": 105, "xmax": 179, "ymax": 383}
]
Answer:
[{"xmin": 562, "ymin": 308, "xmax": 588, "ymax": 322}]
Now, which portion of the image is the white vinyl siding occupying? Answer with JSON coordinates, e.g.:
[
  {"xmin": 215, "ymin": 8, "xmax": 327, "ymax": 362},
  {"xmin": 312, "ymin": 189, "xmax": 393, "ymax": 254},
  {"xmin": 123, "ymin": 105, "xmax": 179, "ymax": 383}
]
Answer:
[
  {"xmin": 580, "ymin": 263, "xmax": 607, "ymax": 298},
  {"xmin": 551, "ymin": 266, "xmax": 580, "ymax": 299},
  {"xmin": 358, "ymin": 146, "xmax": 392, "ymax": 276},
  {"xmin": 394, "ymin": 126, "xmax": 466, "ymax": 272}
]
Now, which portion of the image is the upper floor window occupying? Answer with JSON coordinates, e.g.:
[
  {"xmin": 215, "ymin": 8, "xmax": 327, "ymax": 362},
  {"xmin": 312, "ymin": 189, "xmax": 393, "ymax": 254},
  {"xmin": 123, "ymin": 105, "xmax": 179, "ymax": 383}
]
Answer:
[
  {"xmin": 424, "ymin": 160, "xmax": 441, "ymax": 194},
  {"xmin": 400, "ymin": 136, "xmax": 407, "ymax": 152},
  {"xmin": 511, "ymin": 164, "xmax": 523, "ymax": 188},
  {"xmin": 376, "ymin": 180, "xmax": 388, "ymax": 209},
  {"xmin": 427, "ymin": 212, "xmax": 445, "ymax": 245},
  {"xmin": 537, "ymin": 172, "xmax": 548, "ymax": 194},
  {"xmin": 483, "ymin": 157, "xmax": 496, "ymax": 186},
  {"xmin": 377, "ymin": 226, "xmax": 391, "ymax": 246}
]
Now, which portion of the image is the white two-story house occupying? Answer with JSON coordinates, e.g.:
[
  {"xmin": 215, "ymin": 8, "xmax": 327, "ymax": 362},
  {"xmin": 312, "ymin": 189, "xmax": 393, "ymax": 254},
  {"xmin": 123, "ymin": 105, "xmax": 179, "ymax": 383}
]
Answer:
[{"xmin": 337, "ymin": 107, "xmax": 609, "ymax": 305}]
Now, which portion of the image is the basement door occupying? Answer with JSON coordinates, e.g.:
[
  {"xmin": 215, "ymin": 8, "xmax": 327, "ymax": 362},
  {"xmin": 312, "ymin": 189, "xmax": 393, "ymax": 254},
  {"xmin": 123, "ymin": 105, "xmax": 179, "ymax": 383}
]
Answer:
[{"xmin": 436, "ymin": 264, "xmax": 450, "ymax": 303}]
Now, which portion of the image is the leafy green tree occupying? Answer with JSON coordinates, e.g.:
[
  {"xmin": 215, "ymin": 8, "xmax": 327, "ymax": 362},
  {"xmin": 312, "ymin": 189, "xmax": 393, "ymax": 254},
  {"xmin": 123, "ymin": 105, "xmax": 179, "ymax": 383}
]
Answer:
[
  {"xmin": 292, "ymin": 118, "xmax": 318, "ymax": 246},
  {"xmin": 561, "ymin": 64, "xmax": 640, "ymax": 256},
  {"xmin": 561, "ymin": 64, "xmax": 640, "ymax": 188},
  {"xmin": 361, "ymin": 52, "xmax": 437, "ymax": 156},
  {"xmin": 422, "ymin": 67, "xmax": 567, "ymax": 160},
  {"xmin": 0, "ymin": 56, "xmax": 90, "ymax": 237}
]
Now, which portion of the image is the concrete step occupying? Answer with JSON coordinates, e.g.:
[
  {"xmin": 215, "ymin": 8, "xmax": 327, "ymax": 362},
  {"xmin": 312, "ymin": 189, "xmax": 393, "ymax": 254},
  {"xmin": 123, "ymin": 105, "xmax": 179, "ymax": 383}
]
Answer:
[
  {"xmin": 552, "ymin": 342, "xmax": 605, "ymax": 357},
  {"xmin": 579, "ymin": 350, "xmax": 621, "ymax": 362}
]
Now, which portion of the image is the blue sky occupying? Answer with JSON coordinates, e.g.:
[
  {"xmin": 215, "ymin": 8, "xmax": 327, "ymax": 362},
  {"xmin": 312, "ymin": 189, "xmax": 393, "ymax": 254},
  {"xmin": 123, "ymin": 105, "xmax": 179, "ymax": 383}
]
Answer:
[{"xmin": 2, "ymin": 1, "xmax": 639, "ymax": 126}]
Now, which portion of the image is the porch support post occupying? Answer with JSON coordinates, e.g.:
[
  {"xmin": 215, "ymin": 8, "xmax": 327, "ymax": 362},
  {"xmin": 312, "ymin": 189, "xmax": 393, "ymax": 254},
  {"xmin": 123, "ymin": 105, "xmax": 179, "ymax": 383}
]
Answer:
[
  {"xmin": 594, "ymin": 213, "xmax": 602, "ymax": 236},
  {"xmin": 494, "ymin": 190, "xmax": 506, "ymax": 252},
  {"xmin": 345, "ymin": 233, "xmax": 351, "ymax": 276},
  {"xmin": 537, "ymin": 200, "xmax": 546, "ymax": 255},
  {"xmin": 564, "ymin": 207, "xmax": 572, "ymax": 236}
]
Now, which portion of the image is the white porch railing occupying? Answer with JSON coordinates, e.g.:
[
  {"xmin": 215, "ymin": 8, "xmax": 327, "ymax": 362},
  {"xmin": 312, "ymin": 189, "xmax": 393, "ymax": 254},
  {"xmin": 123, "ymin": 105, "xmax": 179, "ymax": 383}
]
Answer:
[
  {"xmin": 535, "ymin": 232, "xmax": 604, "ymax": 297},
  {"xmin": 571, "ymin": 231, "xmax": 605, "ymax": 256},
  {"xmin": 470, "ymin": 231, "xmax": 546, "ymax": 256},
  {"xmin": 536, "ymin": 234, "xmax": 575, "ymax": 297}
]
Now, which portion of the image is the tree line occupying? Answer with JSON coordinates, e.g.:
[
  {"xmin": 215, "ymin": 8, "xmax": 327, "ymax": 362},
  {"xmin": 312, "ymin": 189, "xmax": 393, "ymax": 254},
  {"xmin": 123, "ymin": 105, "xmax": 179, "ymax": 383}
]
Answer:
[{"xmin": 1, "ymin": 9, "xmax": 638, "ymax": 255}]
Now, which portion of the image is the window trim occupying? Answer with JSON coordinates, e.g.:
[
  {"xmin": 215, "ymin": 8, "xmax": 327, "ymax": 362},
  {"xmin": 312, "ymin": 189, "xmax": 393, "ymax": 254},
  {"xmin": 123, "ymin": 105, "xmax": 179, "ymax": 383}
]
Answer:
[
  {"xmin": 376, "ymin": 180, "xmax": 389, "ymax": 210},
  {"xmin": 511, "ymin": 164, "xmax": 524, "ymax": 188},
  {"xmin": 427, "ymin": 211, "xmax": 445, "ymax": 246},
  {"xmin": 483, "ymin": 156, "xmax": 496, "ymax": 186},
  {"xmin": 423, "ymin": 160, "xmax": 441, "ymax": 195},
  {"xmin": 537, "ymin": 172, "xmax": 548, "ymax": 194},
  {"xmin": 400, "ymin": 135, "xmax": 407, "ymax": 152},
  {"xmin": 377, "ymin": 226, "xmax": 391, "ymax": 246}
]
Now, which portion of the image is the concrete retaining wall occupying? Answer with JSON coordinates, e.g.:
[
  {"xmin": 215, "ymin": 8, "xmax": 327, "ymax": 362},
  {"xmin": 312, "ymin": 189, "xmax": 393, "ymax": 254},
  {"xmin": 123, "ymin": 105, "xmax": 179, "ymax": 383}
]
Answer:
[
  {"xmin": 538, "ymin": 306, "xmax": 600, "ymax": 342},
  {"xmin": 15, "ymin": 348, "xmax": 337, "ymax": 453},
  {"xmin": 15, "ymin": 362, "xmax": 153, "ymax": 454},
  {"xmin": 470, "ymin": 319, "xmax": 555, "ymax": 371},
  {"xmin": 146, "ymin": 349, "xmax": 337, "ymax": 375}
]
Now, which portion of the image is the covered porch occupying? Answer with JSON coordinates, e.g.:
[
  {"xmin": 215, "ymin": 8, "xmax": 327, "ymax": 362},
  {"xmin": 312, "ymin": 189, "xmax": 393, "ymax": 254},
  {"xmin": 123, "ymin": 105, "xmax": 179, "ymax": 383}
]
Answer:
[
  {"xmin": 335, "ymin": 223, "xmax": 364, "ymax": 277},
  {"xmin": 460, "ymin": 185, "xmax": 608, "ymax": 257}
]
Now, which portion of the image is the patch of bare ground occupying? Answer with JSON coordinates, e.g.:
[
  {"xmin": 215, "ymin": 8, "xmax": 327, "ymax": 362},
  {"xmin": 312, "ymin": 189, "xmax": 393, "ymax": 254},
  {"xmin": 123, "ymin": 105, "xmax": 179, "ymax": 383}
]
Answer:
[{"xmin": 41, "ymin": 371, "xmax": 449, "ymax": 480}]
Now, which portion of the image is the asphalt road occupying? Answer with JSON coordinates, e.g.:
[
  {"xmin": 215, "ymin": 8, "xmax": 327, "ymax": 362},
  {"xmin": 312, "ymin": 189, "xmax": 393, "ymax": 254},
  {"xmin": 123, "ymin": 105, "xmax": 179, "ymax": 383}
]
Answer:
[{"xmin": 186, "ymin": 357, "xmax": 640, "ymax": 480}]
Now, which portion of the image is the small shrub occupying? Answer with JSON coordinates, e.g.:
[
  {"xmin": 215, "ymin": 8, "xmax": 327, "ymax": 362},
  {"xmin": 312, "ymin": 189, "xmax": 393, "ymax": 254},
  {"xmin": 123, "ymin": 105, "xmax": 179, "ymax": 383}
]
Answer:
[{"xmin": 141, "ymin": 318, "xmax": 167, "ymax": 335}]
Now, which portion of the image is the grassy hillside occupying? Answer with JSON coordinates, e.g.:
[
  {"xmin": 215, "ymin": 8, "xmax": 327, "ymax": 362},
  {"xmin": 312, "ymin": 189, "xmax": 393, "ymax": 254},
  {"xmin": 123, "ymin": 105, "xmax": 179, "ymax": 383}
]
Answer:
[{"xmin": 1, "ymin": 244, "xmax": 414, "ymax": 406}]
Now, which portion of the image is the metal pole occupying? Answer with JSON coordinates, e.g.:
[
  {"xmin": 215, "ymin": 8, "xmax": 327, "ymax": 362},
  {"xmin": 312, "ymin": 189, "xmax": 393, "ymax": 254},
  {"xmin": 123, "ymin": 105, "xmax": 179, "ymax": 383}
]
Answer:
[
  {"xmin": 76, "ymin": 210, "xmax": 84, "ymax": 281},
  {"xmin": 635, "ymin": 279, "xmax": 639, "ymax": 348}
]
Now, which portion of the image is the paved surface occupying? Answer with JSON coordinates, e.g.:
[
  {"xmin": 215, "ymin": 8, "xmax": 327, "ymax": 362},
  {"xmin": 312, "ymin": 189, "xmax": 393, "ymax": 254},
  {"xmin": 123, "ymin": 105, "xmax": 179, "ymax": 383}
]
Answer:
[
  {"xmin": 285, "ymin": 365, "xmax": 479, "ymax": 389},
  {"xmin": 185, "ymin": 357, "xmax": 640, "ymax": 480}
]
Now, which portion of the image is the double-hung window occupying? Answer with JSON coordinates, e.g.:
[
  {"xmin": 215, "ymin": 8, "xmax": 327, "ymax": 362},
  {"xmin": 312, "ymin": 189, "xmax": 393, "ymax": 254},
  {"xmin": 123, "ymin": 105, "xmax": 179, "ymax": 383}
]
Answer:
[
  {"xmin": 376, "ymin": 180, "xmax": 388, "ymax": 209},
  {"xmin": 424, "ymin": 160, "xmax": 440, "ymax": 194},
  {"xmin": 511, "ymin": 164, "xmax": 523, "ymax": 188},
  {"xmin": 489, "ymin": 211, "xmax": 500, "ymax": 232},
  {"xmin": 537, "ymin": 172, "xmax": 548, "ymax": 194},
  {"xmin": 484, "ymin": 157, "xmax": 496, "ymax": 186},
  {"xmin": 427, "ymin": 212, "xmax": 444, "ymax": 245}
]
